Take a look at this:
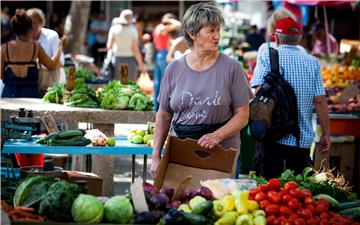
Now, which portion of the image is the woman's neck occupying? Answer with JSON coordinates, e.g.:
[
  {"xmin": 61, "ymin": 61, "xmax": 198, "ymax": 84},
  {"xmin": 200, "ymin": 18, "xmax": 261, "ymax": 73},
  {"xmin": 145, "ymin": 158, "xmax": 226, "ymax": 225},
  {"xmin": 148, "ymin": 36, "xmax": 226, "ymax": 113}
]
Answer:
[
  {"xmin": 187, "ymin": 49, "xmax": 219, "ymax": 72},
  {"xmin": 17, "ymin": 34, "xmax": 31, "ymax": 42}
]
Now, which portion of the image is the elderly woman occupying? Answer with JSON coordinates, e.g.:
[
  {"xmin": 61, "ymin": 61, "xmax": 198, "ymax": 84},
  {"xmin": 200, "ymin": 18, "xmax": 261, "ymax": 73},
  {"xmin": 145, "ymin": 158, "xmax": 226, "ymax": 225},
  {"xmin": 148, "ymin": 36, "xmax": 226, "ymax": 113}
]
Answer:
[{"xmin": 150, "ymin": 2, "xmax": 252, "ymax": 178}]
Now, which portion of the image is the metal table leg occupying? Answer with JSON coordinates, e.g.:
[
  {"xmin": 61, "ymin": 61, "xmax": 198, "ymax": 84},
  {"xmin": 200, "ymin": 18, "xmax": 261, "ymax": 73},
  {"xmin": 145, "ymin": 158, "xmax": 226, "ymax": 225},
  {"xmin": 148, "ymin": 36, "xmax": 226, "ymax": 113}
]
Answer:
[
  {"xmin": 143, "ymin": 155, "xmax": 147, "ymax": 183},
  {"xmin": 131, "ymin": 154, "xmax": 136, "ymax": 183}
]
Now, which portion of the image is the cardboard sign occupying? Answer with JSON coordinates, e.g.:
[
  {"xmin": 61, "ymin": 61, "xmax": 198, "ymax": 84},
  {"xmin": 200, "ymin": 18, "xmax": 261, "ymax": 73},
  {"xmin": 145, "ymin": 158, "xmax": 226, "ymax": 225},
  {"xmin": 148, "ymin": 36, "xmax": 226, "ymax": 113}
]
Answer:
[
  {"xmin": 173, "ymin": 176, "xmax": 192, "ymax": 201},
  {"xmin": 42, "ymin": 115, "xmax": 59, "ymax": 134},
  {"xmin": 130, "ymin": 179, "xmax": 149, "ymax": 213},
  {"xmin": 119, "ymin": 63, "xmax": 129, "ymax": 84},
  {"xmin": 67, "ymin": 66, "xmax": 76, "ymax": 91},
  {"xmin": 337, "ymin": 84, "xmax": 360, "ymax": 104}
]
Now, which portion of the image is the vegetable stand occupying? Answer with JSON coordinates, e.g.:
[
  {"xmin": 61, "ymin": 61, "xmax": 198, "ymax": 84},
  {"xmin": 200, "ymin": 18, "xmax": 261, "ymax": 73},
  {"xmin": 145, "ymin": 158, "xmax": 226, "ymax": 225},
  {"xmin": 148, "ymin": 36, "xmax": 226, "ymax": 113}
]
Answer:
[
  {"xmin": 1, "ymin": 98, "xmax": 156, "ymax": 196},
  {"xmin": 2, "ymin": 137, "xmax": 152, "ymax": 190}
]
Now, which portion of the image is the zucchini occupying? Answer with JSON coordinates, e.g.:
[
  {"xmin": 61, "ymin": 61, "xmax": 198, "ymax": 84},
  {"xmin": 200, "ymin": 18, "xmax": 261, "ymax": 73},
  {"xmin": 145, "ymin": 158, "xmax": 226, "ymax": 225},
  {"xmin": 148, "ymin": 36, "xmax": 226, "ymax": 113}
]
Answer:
[
  {"xmin": 337, "ymin": 206, "xmax": 360, "ymax": 221},
  {"xmin": 55, "ymin": 129, "xmax": 85, "ymax": 139},
  {"xmin": 48, "ymin": 136, "xmax": 91, "ymax": 146},
  {"xmin": 191, "ymin": 200, "xmax": 213, "ymax": 216},
  {"xmin": 183, "ymin": 212, "xmax": 211, "ymax": 225},
  {"xmin": 338, "ymin": 200, "xmax": 360, "ymax": 210}
]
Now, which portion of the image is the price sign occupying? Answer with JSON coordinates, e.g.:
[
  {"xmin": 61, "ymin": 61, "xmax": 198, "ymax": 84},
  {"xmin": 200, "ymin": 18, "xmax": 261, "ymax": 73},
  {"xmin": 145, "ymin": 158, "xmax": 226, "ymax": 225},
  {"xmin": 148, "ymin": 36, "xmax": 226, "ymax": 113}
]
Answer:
[
  {"xmin": 119, "ymin": 63, "xmax": 128, "ymax": 84},
  {"xmin": 67, "ymin": 66, "xmax": 76, "ymax": 91}
]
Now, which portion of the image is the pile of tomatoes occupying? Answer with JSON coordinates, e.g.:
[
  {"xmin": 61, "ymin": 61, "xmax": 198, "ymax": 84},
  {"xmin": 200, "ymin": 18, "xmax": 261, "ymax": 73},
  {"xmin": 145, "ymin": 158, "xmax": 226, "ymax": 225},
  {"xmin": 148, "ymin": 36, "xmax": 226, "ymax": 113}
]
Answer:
[{"xmin": 249, "ymin": 179, "xmax": 358, "ymax": 225}]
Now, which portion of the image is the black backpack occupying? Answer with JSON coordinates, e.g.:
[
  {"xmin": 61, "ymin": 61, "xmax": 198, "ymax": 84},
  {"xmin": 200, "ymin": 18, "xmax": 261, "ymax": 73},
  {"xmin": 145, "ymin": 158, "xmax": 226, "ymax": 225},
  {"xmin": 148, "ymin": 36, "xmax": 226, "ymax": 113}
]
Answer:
[{"xmin": 249, "ymin": 47, "xmax": 300, "ymax": 146}]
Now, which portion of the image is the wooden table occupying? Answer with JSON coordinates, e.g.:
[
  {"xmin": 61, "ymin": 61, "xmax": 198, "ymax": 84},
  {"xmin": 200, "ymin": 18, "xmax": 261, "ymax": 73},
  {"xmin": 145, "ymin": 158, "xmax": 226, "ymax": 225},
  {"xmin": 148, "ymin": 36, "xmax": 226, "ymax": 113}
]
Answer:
[{"xmin": 1, "ymin": 98, "xmax": 156, "ymax": 196}]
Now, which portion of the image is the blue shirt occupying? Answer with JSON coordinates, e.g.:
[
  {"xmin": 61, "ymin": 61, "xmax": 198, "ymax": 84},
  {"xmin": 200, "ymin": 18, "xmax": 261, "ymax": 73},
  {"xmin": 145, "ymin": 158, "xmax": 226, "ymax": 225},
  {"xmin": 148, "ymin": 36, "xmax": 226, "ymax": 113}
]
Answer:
[{"xmin": 252, "ymin": 45, "xmax": 325, "ymax": 148}]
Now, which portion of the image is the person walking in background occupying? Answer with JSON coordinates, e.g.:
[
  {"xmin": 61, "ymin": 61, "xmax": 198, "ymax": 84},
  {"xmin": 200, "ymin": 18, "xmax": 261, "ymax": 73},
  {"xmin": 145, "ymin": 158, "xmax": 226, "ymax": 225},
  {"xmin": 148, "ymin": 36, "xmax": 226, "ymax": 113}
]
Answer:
[
  {"xmin": 152, "ymin": 13, "xmax": 181, "ymax": 111},
  {"xmin": 150, "ymin": 2, "xmax": 252, "ymax": 179},
  {"xmin": 311, "ymin": 21, "xmax": 339, "ymax": 58},
  {"xmin": 90, "ymin": 11, "xmax": 108, "ymax": 67},
  {"xmin": 245, "ymin": 25, "xmax": 265, "ymax": 51},
  {"xmin": 166, "ymin": 36, "xmax": 190, "ymax": 63},
  {"xmin": 27, "ymin": 8, "xmax": 67, "ymax": 96},
  {"xmin": 106, "ymin": 9, "xmax": 145, "ymax": 81},
  {"xmin": 251, "ymin": 17, "xmax": 330, "ymax": 179}
]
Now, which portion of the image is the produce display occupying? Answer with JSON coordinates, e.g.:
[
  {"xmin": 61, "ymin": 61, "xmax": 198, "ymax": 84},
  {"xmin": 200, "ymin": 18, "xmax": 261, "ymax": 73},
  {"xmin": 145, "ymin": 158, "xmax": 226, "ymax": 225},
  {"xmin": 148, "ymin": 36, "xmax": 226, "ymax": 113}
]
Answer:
[
  {"xmin": 323, "ymin": 64, "xmax": 360, "ymax": 113},
  {"xmin": 43, "ymin": 78, "xmax": 153, "ymax": 111},
  {"xmin": 127, "ymin": 128, "xmax": 154, "ymax": 146},
  {"xmin": 3, "ymin": 173, "xmax": 360, "ymax": 224}
]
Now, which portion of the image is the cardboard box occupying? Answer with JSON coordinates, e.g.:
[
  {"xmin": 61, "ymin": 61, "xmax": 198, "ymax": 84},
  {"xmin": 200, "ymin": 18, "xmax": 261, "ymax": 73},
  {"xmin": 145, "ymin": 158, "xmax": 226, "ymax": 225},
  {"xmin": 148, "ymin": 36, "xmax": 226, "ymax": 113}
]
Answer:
[
  {"xmin": 154, "ymin": 136, "xmax": 237, "ymax": 191},
  {"xmin": 314, "ymin": 142, "xmax": 355, "ymax": 185},
  {"xmin": 61, "ymin": 171, "xmax": 103, "ymax": 196}
]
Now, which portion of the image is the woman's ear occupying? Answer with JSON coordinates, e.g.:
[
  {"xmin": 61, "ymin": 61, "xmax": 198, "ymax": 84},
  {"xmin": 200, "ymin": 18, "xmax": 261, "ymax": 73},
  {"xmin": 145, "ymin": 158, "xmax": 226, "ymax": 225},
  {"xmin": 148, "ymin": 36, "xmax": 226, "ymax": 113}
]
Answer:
[{"xmin": 188, "ymin": 32, "xmax": 196, "ymax": 41}]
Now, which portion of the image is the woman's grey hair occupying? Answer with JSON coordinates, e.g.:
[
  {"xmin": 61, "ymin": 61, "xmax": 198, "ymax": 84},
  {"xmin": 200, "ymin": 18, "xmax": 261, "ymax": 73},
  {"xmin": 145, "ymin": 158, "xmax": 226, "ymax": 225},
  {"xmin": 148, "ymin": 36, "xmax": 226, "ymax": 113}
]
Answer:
[
  {"xmin": 26, "ymin": 8, "xmax": 45, "ymax": 26},
  {"xmin": 182, "ymin": 2, "xmax": 224, "ymax": 47},
  {"xmin": 276, "ymin": 33, "xmax": 301, "ymax": 45},
  {"xmin": 267, "ymin": 7, "xmax": 296, "ymax": 35}
]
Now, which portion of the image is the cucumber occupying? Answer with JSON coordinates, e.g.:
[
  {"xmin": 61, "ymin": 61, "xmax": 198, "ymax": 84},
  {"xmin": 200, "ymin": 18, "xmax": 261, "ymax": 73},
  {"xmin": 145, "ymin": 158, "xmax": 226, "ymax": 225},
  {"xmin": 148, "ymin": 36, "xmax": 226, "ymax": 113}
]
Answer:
[
  {"xmin": 314, "ymin": 194, "xmax": 340, "ymax": 208},
  {"xmin": 338, "ymin": 200, "xmax": 360, "ymax": 210},
  {"xmin": 48, "ymin": 136, "xmax": 91, "ymax": 146},
  {"xmin": 55, "ymin": 129, "xmax": 85, "ymax": 139},
  {"xmin": 183, "ymin": 212, "xmax": 211, "ymax": 225},
  {"xmin": 192, "ymin": 200, "xmax": 213, "ymax": 216},
  {"xmin": 337, "ymin": 206, "xmax": 360, "ymax": 221}
]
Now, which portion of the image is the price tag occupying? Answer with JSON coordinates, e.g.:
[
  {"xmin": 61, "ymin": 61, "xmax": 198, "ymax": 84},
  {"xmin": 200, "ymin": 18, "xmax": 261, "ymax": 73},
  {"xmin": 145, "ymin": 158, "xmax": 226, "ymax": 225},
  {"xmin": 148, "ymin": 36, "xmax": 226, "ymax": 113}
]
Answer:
[
  {"xmin": 337, "ymin": 84, "xmax": 360, "ymax": 104},
  {"xmin": 119, "ymin": 63, "xmax": 128, "ymax": 84},
  {"xmin": 42, "ymin": 115, "xmax": 59, "ymax": 134},
  {"xmin": 67, "ymin": 66, "xmax": 76, "ymax": 91},
  {"xmin": 130, "ymin": 179, "xmax": 149, "ymax": 213}
]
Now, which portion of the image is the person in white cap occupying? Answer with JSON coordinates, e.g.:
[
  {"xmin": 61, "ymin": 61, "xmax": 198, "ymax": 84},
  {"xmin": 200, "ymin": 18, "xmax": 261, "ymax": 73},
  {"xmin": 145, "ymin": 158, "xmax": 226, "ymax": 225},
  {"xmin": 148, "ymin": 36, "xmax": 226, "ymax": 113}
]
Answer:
[{"xmin": 107, "ymin": 9, "xmax": 146, "ymax": 81}]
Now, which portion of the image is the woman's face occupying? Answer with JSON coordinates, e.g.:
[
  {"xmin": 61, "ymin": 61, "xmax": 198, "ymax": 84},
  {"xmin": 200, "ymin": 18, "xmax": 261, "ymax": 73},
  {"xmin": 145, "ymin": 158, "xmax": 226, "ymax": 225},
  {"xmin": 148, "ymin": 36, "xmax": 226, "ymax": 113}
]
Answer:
[
  {"xmin": 191, "ymin": 24, "xmax": 221, "ymax": 52},
  {"xmin": 30, "ymin": 16, "xmax": 42, "ymax": 38}
]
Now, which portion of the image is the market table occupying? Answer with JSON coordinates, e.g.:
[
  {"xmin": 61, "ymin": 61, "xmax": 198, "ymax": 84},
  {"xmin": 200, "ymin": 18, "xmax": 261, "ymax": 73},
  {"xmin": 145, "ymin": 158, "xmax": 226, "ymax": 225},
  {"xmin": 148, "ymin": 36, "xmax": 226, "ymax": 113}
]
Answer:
[
  {"xmin": 328, "ymin": 113, "xmax": 360, "ymax": 194},
  {"xmin": 1, "ymin": 137, "xmax": 153, "ymax": 191},
  {"xmin": 1, "ymin": 98, "xmax": 156, "ymax": 196}
]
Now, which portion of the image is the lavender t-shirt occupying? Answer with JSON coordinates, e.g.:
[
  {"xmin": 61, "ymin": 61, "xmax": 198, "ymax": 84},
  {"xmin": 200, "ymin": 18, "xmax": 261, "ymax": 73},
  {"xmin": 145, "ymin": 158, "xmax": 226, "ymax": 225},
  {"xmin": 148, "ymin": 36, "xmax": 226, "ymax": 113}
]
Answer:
[{"xmin": 158, "ymin": 53, "xmax": 252, "ymax": 150}]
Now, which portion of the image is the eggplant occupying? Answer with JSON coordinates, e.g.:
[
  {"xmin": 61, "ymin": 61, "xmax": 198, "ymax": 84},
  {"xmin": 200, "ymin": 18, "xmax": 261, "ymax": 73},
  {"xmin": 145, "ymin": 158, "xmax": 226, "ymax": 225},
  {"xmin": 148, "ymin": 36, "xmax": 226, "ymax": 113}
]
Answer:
[
  {"xmin": 171, "ymin": 200, "xmax": 182, "ymax": 209},
  {"xmin": 161, "ymin": 208, "xmax": 184, "ymax": 225},
  {"xmin": 132, "ymin": 210, "xmax": 164, "ymax": 224},
  {"xmin": 197, "ymin": 186, "xmax": 214, "ymax": 200},
  {"xmin": 181, "ymin": 189, "xmax": 197, "ymax": 203},
  {"xmin": 149, "ymin": 193, "xmax": 169, "ymax": 210},
  {"xmin": 159, "ymin": 187, "xmax": 175, "ymax": 199},
  {"xmin": 143, "ymin": 182, "xmax": 157, "ymax": 195}
]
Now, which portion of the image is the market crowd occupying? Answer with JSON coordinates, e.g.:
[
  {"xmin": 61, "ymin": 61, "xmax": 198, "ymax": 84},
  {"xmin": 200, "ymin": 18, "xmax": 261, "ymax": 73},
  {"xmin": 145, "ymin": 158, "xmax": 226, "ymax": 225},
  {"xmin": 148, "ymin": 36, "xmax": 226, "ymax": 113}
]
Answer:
[{"xmin": 1, "ymin": 3, "xmax": 338, "ymax": 177}]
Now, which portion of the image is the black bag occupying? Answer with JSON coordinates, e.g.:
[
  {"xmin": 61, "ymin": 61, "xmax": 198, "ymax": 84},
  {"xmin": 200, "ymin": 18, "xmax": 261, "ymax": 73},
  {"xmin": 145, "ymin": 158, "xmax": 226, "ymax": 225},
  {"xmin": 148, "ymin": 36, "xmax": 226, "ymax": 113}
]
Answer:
[
  {"xmin": 249, "ymin": 47, "xmax": 300, "ymax": 146},
  {"xmin": 173, "ymin": 120, "xmax": 228, "ymax": 140}
]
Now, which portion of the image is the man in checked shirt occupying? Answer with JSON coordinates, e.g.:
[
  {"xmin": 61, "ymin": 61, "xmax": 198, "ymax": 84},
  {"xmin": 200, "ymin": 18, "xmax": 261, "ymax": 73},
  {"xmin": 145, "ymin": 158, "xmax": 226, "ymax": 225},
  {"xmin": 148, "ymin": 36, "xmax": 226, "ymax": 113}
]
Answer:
[{"xmin": 251, "ymin": 17, "xmax": 331, "ymax": 179}]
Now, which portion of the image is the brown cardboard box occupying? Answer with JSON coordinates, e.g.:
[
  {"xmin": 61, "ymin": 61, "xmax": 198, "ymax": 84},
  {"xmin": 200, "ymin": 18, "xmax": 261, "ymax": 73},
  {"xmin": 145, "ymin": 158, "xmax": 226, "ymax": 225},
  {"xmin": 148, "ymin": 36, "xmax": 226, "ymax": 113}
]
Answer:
[
  {"xmin": 154, "ymin": 136, "xmax": 237, "ymax": 191},
  {"xmin": 61, "ymin": 171, "xmax": 103, "ymax": 196},
  {"xmin": 314, "ymin": 142, "xmax": 355, "ymax": 185}
]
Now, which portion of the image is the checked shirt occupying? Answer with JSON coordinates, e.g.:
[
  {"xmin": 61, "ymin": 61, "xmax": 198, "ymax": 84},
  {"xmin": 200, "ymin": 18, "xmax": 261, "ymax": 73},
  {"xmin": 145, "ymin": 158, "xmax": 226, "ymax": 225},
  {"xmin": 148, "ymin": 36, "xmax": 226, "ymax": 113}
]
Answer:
[{"xmin": 252, "ymin": 45, "xmax": 325, "ymax": 148}]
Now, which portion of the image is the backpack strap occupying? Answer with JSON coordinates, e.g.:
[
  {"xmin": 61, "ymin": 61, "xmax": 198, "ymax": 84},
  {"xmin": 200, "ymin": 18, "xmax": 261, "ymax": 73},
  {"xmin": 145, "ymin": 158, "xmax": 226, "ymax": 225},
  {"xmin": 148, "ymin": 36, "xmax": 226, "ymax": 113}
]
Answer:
[
  {"xmin": 269, "ymin": 47, "xmax": 280, "ymax": 74},
  {"xmin": 31, "ymin": 43, "xmax": 37, "ymax": 62}
]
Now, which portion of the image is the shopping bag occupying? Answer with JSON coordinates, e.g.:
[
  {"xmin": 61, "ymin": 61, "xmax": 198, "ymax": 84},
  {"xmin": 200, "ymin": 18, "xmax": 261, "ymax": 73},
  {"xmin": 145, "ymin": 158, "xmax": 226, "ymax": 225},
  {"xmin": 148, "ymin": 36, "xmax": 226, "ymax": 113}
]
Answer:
[{"xmin": 136, "ymin": 72, "xmax": 153, "ymax": 96}]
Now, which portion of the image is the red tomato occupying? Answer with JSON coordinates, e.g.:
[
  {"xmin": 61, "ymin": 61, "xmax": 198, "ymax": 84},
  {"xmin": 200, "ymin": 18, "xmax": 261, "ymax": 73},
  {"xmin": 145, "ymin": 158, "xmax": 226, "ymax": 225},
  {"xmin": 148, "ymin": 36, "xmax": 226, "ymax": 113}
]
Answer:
[
  {"xmin": 268, "ymin": 178, "xmax": 281, "ymax": 191},
  {"xmin": 265, "ymin": 204, "xmax": 280, "ymax": 216},
  {"xmin": 279, "ymin": 205, "xmax": 293, "ymax": 217},
  {"xmin": 288, "ymin": 198, "xmax": 301, "ymax": 211},
  {"xmin": 260, "ymin": 184, "xmax": 271, "ymax": 193},
  {"xmin": 273, "ymin": 218, "xmax": 282, "ymax": 225},
  {"xmin": 298, "ymin": 208, "xmax": 313, "ymax": 219},
  {"xmin": 319, "ymin": 219, "xmax": 329, "ymax": 225},
  {"xmin": 267, "ymin": 215, "xmax": 276, "ymax": 224},
  {"xmin": 319, "ymin": 213, "xmax": 329, "ymax": 220},
  {"xmin": 260, "ymin": 199, "xmax": 271, "ymax": 209},
  {"xmin": 255, "ymin": 192, "xmax": 267, "ymax": 202},
  {"xmin": 268, "ymin": 191, "xmax": 282, "ymax": 204},
  {"xmin": 301, "ymin": 189, "xmax": 312, "ymax": 198},
  {"xmin": 293, "ymin": 218, "xmax": 306, "ymax": 225},
  {"xmin": 249, "ymin": 187, "xmax": 261, "ymax": 199},
  {"xmin": 289, "ymin": 188, "xmax": 304, "ymax": 200},
  {"xmin": 284, "ymin": 181, "xmax": 298, "ymax": 190},
  {"xmin": 306, "ymin": 218, "xmax": 317, "ymax": 225},
  {"xmin": 282, "ymin": 194, "xmax": 293, "ymax": 204},
  {"xmin": 305, "ymin": 203, "xmax": 315, "ymax": 212},
  {"xmin": 317, "ymin": 198, "xmax": 330, "ymax": 209},
  {"xmin": 289, "ymin": 213, "xmax": 298, "ymax": 220},
  {"xmin": 281, "ymin": 220, "xmax": 293, "ymax": 225},
  {"xmin": 304, "ymin": 197, "xmax": 314, "ymax": 205},
  {"xmin": 279, "ymin": 189, "xmax": 288, "ymax": 197}
]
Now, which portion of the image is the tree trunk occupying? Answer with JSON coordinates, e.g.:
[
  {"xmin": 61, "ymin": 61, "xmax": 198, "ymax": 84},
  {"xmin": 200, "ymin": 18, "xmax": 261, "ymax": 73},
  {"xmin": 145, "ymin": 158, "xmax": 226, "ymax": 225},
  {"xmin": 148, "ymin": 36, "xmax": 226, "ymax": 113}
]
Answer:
[{"xmin": 64, "ymin": 1, "xmax": 91, "ymax": 54}]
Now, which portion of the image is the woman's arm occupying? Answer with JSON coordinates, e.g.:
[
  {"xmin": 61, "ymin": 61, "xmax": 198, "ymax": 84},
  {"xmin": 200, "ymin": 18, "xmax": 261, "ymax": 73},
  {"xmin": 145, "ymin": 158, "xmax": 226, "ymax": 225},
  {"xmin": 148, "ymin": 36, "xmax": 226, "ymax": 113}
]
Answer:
[
  {"xmin": 38, "ymin": 39, "xmax": 63, "ymax": 69},
  {"xmin": 131, "ymin": 39, "xmax": 146, "ymax": 73},
  {"xmin": 198, "ymin": 104, "xmax": 249, "ymax": 149},
  {"xmin": 150, "ymin": 108, "xmax": 173, "ymax": 178}
]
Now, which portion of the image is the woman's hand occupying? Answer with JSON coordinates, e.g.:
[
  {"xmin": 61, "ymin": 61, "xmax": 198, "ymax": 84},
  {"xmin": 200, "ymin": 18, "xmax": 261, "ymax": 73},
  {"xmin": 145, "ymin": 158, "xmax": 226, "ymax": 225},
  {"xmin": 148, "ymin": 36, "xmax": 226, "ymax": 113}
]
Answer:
[
  {"xmin": 139, "ymin": 63, "xmax": 146, "ymax": 74},
  {"xmin": 150, "ymin": 157, "xmax": 161, "ymax": 179},
  {"xmin": 198, "ymin": 132, "xmax": 221, "ymax": 149}
]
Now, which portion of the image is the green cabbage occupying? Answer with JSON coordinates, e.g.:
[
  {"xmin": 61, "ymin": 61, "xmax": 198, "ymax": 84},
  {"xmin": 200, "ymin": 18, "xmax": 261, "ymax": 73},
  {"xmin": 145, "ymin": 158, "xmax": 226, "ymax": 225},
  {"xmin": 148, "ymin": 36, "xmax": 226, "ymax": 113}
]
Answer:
[
  {"xmin": 71, "ymin": 194, "xmax": 104, "ymax": 223},
  {"xmin": 104, "ymin": 195, "xmax": 134, "ymax": 224}
]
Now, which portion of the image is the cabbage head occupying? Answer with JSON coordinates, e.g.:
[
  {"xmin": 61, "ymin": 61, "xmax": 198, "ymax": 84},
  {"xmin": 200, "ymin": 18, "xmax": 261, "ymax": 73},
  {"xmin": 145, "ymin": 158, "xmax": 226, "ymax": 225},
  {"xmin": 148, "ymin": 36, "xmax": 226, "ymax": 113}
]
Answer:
[
  {"xmin": 104, "ymin": 195, "xmax": 134, "ymax": 224},
  {"xmin": 71, "ymin": 194, "xmax": 104, "ymax": 223}
]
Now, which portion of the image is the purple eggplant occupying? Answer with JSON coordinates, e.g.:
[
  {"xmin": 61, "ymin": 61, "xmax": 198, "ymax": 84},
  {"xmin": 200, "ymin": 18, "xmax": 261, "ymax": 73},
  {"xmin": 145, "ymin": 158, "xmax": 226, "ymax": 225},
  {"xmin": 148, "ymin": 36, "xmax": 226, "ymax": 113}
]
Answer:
[
  {"xmin": 197, "ymin": 186, "xmax": 214, "ymax": 200},
  {"xmin": 143, "ymin": 182, "xmax": 157, "ymax": 195},
  {"xmin": 150, "ymin": 193, "xmax": 170, "ymax": 210},
  {"xmin": 171, "ymin": 200, "xmax": 182, "ymax": 209},
  {"xmin": 180, "ymin": 189, "xmax": 197, "ymax": 203},
  {"xmin": 159, "ymin": 187, "xmax": 175, "ymax": 199}
]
